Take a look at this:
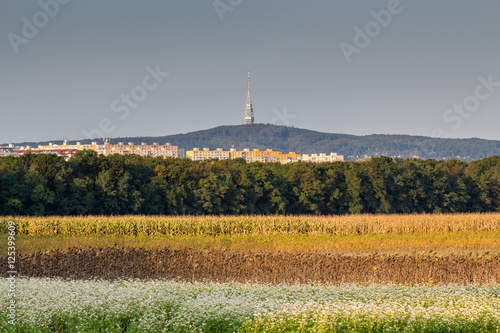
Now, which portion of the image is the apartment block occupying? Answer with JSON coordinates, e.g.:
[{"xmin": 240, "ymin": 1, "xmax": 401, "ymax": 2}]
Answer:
[
  {"xmin": 301, "ymin": 152, "xmax": 344, "ymax": 162},
  {"xmin": 186, "ymin": 148, "xmax": 301, "ymax": 164},
  {"xmin": 229, "ymin": 148, "xmax": 300, "ymax": 164},
  {"xmin": 15, "ymin": 148, "xmax": 79, "ymax": 160},
  {"xmin": 103, "ymin": 142, "xmax": 178, "ymax": 158},
  {"xmin": 186, "ymin": 148, "xmax": 230, "ymax": 161}
]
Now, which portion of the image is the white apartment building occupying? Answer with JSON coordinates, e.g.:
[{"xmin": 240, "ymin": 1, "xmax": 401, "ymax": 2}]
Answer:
[{"xmin": 300, "ymin": 152, "xmax": 344, "ymax": 163}]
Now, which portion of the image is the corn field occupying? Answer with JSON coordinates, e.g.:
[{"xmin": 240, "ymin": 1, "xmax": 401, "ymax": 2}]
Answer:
[{"xmin": 3, "ymin": 213, "xmax": 500, "ymax": 236}]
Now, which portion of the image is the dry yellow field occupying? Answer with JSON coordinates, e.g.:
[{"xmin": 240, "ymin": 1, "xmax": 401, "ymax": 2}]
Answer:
[
  {"xmin": 8, "ymin": 231, "xmax": 500, "ymax": 256},
  {"xmin": 2, "ymin": 213, "xmax": 500, "ymax": 255}
]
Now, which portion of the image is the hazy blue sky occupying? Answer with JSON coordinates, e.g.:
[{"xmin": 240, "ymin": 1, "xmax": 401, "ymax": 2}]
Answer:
[{"xmin": 1, "ymin": 0, "xmax": 500, "ymax": 144}]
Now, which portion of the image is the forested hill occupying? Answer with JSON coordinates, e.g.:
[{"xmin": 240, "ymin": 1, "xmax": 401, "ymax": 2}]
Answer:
[{"xmin": 12, "ymin": 124, "xmax": 500, "ymax": 161}]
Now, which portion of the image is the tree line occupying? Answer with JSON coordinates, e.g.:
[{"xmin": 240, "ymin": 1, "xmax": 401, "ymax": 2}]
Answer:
[{"xmin": 0, "ymin": 151, "xmax": 499, "ymax": 216}]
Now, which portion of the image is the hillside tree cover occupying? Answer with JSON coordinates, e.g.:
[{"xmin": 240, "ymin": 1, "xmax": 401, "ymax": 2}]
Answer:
[{"xmin": 0, "ymin": 151, "xmax": 499, "ymax": 216}]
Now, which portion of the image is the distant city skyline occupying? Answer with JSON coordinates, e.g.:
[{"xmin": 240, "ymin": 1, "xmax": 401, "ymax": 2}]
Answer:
[{"xmin": 1, "ymin": 1, "xmax": 500, "ymax": 144}]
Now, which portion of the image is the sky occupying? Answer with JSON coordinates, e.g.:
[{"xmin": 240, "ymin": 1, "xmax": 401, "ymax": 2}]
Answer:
[{"xmin": 1, "ymin": 0, "xmax": 500, "ymax": 144}]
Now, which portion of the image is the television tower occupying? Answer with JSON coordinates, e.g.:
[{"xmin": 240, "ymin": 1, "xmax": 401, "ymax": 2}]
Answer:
[{"xmin": 244, "ymin": 71, "xmax": 254, "ymax": 124}]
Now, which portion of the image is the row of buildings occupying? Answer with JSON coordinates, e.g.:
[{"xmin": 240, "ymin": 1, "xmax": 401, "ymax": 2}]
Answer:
[
  {"xmin": 0, "ymin": 140, "xmax": 178, "ymax": 160},
  {"xmin": 0, "ymin": 140, "xmax": 343, "ymax": 163},
  {"xmin": 187, "ymin": 148, "xmax": 343, "ymax": 163}
]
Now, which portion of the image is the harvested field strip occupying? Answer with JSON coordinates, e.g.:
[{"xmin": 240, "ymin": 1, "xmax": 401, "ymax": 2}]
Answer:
[
  {"xmin": 3, "ymin": 279, "xmax": 500, "ymax": 332},
  {"xmin": 10, "ymin": 231, "xmax": 500, "ymax": 255},
  {"xmin": 3, "ymin": 213, "xmax": 500, "ymax": 236},
  {"xmin": 4, "ymin": 247, "xmax": 500, "ymax": 284}
]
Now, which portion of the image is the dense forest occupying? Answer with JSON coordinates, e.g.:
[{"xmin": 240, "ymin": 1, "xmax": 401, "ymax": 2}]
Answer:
[
  {"xmin": 13, "ymin": 124, "xmax": 500, "ymax": 161},
  {"xmin": 1, "ymin": 151, "xmax": 500, "ymax": 216}
]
